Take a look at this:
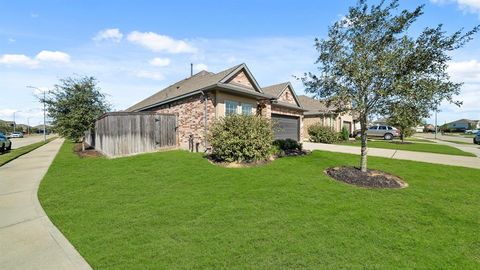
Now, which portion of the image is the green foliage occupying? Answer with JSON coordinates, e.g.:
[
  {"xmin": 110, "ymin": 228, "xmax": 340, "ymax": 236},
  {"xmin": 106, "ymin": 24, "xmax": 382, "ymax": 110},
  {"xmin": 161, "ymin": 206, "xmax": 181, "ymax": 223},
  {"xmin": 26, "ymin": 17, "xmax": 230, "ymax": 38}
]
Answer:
[
  {"xmin": 273, "ymin": 139, "xmax": 303, "ymax": 152},
  {"xmin": 302, "ymin": 0, "xmax": 478, "ymax": 171},
  {"xmin": 402, "ymin": 128, "xmax": 415, "ymax": 139},
  {"xmin": 341, "ymin": 126, "xmax": 350, "ymax": 141},
  {"xmin": 386, "ymin": 102, "xmax": 423, "ymax": 141},
  {"xmin": 308, "ymin": 124, "xmax": 340, "ymax": 144},
  {"xmin": 208, "ymin": 114, "xmax": 273, "ymax": 162},
  {"xmin": 43, "ymin": 76, "xmax": 110, "ymax": 142}
]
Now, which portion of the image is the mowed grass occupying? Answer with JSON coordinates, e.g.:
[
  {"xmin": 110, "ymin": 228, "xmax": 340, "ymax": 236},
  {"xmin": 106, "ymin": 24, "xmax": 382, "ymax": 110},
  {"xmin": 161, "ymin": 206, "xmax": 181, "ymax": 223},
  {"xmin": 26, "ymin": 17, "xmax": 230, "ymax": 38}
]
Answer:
[
  {"xmin": 0, "ymin": 137, "xmax": 56, "ymax": 166},
  {"xmin": 337, "ymin": 140, "xmax": 475, "ymax": 156},
  {"xmin": 39, "ymin": 141, "xmax": 480, "ymax": 269}
]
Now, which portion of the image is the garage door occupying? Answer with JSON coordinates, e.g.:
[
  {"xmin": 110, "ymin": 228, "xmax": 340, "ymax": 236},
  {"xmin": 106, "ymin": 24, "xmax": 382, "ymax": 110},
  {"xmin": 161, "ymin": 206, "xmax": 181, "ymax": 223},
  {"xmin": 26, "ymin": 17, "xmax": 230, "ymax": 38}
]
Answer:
[{"xmin": 272, "ymin": 114, "xmax": 300, "ymax": 141}]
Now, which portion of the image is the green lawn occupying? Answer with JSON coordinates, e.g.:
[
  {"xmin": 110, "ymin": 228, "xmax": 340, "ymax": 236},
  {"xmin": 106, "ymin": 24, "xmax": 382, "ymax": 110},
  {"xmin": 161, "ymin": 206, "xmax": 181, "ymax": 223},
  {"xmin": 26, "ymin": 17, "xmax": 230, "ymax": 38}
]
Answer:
[
  {"xmin": 405, "ymin": 137, "xmax": 436, "ymax": 143},
  {"xmin": 0, "ymin": 137, "xmax": 56, "ymax": 166},
  {"xmin": 39, "ymin": 141, "xmax": 480, "ymax": 269},
  {"xmin": 337, "ymin": 140, "xmax": 475, "ymax": 156},
  {"xmin": 439, "ymin": 139, "xmax": 474, "ymax": 145}
]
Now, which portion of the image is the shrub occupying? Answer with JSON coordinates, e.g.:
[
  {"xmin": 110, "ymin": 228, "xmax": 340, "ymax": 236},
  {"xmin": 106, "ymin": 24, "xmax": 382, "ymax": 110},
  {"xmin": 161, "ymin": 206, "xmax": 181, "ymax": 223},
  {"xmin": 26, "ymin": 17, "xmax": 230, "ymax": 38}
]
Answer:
[
  {"xmin": 308, "ymin": 124, "xmax": 340, "ymax": 144},
  {"xmin": 208, "ymin": 114, "xmax": 273, "ymax": 162},
  {"xmin": 273, "ymin": 138, "xmax": 303, "ymax": 152},
  {"xmin": 341, "ymin": 126, "xmax": 350, "ymax": 141}
]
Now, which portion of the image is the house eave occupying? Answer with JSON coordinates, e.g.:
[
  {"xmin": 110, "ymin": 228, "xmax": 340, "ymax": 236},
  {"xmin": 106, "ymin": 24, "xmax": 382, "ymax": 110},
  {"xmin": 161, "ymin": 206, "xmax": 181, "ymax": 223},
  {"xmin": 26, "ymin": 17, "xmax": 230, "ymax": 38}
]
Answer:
[{"xmin": 271, "ymin": 101, "xmax": 308, "ymax": 111}]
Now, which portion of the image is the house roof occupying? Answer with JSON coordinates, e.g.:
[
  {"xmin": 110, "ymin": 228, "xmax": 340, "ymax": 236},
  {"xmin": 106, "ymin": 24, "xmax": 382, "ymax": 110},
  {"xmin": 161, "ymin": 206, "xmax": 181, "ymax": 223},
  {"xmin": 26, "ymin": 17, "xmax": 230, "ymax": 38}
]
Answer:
[
  {"xmin": 262, "ymin": 82, "xmax": 302, "ymax": 109},
  {"xmin": 126, "ymin": 63, "xmax": 269, "ymax": 112},
  {"xmin": 446, "ymin": 118, "xmax": 479, "ymax": 125},
  {"xmin": 297, "ymin": 95, "xmax": 331, "ymax": 113},
  {"xmin": 262, "ymin": 82, "xmax": 289, "ymax": 97}
]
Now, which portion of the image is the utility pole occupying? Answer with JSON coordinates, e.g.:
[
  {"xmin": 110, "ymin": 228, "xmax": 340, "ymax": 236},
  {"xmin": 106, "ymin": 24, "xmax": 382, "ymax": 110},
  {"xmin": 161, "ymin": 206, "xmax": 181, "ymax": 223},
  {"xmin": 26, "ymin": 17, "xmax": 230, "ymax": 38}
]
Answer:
[
  {"xmin": 43, "ymin": 89, "xmax": 46, "ymax": 142},
  {"xmin": 26, "ymin": 85, "xmax": 47, "ymax": 142},
  {"xmin": 13, "ymin": 111, "xmax": 16, "ymax": 133}
]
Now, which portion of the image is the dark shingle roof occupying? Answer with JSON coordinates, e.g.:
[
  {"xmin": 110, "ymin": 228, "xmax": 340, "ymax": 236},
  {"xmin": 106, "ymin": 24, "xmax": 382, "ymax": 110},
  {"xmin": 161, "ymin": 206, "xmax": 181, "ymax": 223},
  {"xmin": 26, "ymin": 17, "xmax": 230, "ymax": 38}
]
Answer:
[
  {"xmin": 262, "ymin": 82, "xmax": 289, "ymax": 97},
  {"xmin": 126, "ymin": 64, "xmax": 243, "ymax": 112},
  {"xmin": 297, "ymin": 95, "xmax": 330, "ymax": 113}
]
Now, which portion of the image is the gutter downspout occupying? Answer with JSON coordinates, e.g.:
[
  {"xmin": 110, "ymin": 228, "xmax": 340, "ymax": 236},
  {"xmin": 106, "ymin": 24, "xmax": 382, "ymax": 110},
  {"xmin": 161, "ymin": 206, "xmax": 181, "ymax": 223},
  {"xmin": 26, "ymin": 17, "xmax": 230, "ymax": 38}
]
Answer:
[{"xmin": 201, "ymin": 91, "xmax": 208, "ymax": 151}]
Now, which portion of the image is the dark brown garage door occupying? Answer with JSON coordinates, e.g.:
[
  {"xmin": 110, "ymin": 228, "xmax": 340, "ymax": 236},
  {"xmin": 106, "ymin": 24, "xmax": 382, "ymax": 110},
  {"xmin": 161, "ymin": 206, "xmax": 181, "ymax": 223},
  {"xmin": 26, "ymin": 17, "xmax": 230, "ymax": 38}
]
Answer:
[{"xmin": 272, "ymin": 114, "xmax": 300, "ymax": 141}]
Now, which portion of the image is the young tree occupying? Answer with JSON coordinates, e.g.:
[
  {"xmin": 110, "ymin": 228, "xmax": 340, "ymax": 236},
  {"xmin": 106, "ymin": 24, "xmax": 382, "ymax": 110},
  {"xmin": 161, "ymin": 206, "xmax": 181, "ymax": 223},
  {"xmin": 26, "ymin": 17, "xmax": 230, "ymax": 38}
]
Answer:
[
  {"xmin": 302, "ymin": 0, "xmax": 478, "ymax": 172},
  {"xmin": 385, "ymin": 103, "xmax": 423, "ymax": 142},
  {"xmin": 43, "ymin": 76, "xmax": 110, "ymax": 148}
]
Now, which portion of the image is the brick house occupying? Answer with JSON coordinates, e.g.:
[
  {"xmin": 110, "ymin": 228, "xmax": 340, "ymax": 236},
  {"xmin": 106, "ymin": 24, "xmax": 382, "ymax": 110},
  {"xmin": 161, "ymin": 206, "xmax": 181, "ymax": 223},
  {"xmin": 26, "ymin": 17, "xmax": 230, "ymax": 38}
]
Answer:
[
  {"xmin": 126, "ymin": 63, "xmax": 305, "ymax": 150},
  {"xmin": 298, "ymin": 95, "xmax": 356, "ymax": 136}
]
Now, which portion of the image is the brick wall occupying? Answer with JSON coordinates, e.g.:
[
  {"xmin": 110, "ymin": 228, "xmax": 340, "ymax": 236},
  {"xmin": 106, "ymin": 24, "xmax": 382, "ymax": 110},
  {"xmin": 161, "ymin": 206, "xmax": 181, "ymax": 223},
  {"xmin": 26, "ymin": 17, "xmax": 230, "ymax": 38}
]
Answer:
[
  {"xmin": 150, "ymin": 93, "xmax": 215, "ymax": 150},
  {"xmin": 226, "ymin": 71, "xmax": 254, "ymax": 89},
  {"xmin": 271, "ymin": 105, "xmax": 304, "ymax": 141},
  {"xmin": 277, "ymin": 87, "xmax": 297, "ymax": 105}
]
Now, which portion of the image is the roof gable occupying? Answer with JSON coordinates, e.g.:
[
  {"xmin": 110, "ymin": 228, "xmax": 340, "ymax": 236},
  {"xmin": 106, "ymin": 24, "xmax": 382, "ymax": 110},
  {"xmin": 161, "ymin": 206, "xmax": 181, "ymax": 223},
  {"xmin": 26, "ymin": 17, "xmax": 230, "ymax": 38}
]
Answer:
[
  {"xmin": 263, "ymin": 82, "xmax": 301, "ymax": 107},
  {"xmin": 219, "ymin": 63, "xmax": 263, "ymax": 93}
]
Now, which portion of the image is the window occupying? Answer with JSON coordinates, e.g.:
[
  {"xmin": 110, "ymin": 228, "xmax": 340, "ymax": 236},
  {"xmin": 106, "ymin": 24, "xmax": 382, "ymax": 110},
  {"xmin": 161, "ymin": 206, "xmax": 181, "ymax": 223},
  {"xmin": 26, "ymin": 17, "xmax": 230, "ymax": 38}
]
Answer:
[
  {"xmin": 379, "ymin": 126, "xmax": 387, "ymax": 130},
  {"xmin": 225, "ymin": 100, "xmax": 238, "ymax": 116},
  {"xmin": 241, "ymin": 103, "xmax": 253, "ymax": 115}
]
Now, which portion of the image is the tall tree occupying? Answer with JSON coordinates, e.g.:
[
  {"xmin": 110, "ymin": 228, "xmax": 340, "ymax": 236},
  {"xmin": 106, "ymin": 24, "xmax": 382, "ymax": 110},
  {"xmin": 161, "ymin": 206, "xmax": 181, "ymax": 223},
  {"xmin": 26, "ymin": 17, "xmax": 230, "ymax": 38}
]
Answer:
[
  {"xmin": 302, "ymin": 0, "xmax": 478, "ymax": 172},
  {"xmin": 43, "ymin": 76, "xmax": 110, "ymax": 146}
]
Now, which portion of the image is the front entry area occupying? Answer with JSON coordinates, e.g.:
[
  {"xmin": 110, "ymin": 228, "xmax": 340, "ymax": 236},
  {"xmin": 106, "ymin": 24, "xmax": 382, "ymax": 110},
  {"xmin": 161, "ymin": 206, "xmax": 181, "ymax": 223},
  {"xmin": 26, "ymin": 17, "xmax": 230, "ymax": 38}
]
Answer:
[{"xmin": 271, "ymin": 114, "xmax": 300, "ymax": 141}]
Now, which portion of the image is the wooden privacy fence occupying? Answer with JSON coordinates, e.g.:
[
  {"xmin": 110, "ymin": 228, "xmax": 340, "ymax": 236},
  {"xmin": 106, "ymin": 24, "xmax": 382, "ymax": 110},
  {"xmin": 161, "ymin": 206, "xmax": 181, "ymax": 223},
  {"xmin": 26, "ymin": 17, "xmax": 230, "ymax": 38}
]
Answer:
[{"xmin": 86, "ymin": 112, "xmax": 177, "ymax": 157}]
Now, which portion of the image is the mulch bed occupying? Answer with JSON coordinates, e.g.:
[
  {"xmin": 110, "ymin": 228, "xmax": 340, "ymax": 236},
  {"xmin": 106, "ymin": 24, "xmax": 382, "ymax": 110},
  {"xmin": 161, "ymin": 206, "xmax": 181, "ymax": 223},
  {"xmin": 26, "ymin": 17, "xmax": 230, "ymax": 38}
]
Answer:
[
  {"xmin": 325, "ymin": 166, "xmax": 407, "ymax": 188},
  {"xmin": 73, "ymin": 143, "xmax": 104, "ymax": 158},
  {"xmin": 389, "ymin": 141, "xmax": 414, "ymax": 145},
  {"xmin": 207, "ymin": 150, "xmax": 310, "ymax": 168}
]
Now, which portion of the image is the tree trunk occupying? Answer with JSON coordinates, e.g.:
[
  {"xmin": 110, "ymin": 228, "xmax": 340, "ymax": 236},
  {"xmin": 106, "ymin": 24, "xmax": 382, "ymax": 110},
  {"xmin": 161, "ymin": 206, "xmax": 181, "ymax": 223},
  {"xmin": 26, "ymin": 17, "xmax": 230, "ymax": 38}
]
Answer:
[
  {"xmin": 82, "ymin": 136, "xmax": 85, "ymax": 151},
  {"xmin": 401, "ymin": 132, "xmax": 404, "ymax": 142},
  {"xmin": 359, "ymin": 118, "xmax": 368, "ymax": 172}
]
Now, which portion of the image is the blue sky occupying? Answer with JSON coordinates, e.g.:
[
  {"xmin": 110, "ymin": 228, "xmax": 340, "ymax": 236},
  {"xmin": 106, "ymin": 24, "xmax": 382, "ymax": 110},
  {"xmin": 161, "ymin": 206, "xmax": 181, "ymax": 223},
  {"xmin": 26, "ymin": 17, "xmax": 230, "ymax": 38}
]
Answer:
[{"xmin": 1, "ymin": 0, "xmax": 480, "ymax": 126}]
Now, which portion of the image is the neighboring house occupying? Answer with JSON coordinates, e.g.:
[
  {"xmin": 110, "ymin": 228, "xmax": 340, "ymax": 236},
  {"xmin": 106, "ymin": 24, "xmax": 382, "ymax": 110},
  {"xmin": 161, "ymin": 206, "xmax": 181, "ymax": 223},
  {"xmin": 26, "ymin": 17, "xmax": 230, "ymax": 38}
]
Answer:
[
  {"xmin": 126, "ymin": 63, "xmax": 305, "ymax": 150},
  {"xmin": 445, "ymin": 119, "xmax": 480, "ymax": 131},
  {"xmin": 298, "ymin": 95, "xmax": 356, "ymax": 136},
  {"xmin": 424, "ymin": 124, "xmax": 435, "ymax": 132}
]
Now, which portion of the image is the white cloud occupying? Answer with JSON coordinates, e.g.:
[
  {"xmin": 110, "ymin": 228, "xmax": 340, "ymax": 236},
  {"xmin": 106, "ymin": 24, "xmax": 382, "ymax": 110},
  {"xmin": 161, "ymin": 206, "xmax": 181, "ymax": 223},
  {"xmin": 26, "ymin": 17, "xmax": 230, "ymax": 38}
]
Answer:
[
  {"xmin": 193, "ymin": 63, "xmax": 208, "ymax": 72},
  {"xmin": 8, "ymin": 38, "xmax": 15, "ymax": 43},
  {"xmin": 136, "ymin": 70, "xmax": 165, "ymax": 80},
  {"xmin": 430, "ymin": 0, "xmax": 480, "ymax": 14},
  {"xmin": 0, "ymin": 54, "xmax": 38, "ymax": 68},
  {"xmin": 149, "ymin": 57, "xmax": 171, "ymax": 67},
  {"xmin": 127, "ymin": 31, "xmax": 197, "ymax": 53},
  {"xmin": 93, "ymin": 28, "xmax": 123, "ymax": 42},
  {"xmin": 448, "ymin": 60, "xmax": 480, "ymax": 83},
  {"xmin": 35, "ymin": 50, "xmax": 71, "ymax": 63}
]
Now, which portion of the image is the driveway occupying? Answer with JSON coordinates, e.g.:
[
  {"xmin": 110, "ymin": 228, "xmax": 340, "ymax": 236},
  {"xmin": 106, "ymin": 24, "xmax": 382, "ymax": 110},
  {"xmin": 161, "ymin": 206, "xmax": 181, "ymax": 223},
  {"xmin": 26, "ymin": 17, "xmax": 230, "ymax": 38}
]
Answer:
[
  {"xmin": 0, "ymin": 138, "xmax": 91, "ymax": 270},
  {"xmin": 9, "ymin": 134, "xmax": 55, "ymax": 149},
  {"xmin": 303, "ymin": 142, "xmax": 480, "ymax": 169}
]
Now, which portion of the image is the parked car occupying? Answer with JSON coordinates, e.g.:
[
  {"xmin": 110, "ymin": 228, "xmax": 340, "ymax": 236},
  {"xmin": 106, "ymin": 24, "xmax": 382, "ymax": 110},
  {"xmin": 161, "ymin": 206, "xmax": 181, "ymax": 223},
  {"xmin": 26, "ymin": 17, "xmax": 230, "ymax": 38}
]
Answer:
[
  {"xmin": 465, "ymin": 129, "xmax": 480, "ymax": 135},
  {"xmin": 9, "ymin": 132, "xmax": 24, "ymax": 138},
  {"xmin": 0, "ymin": 134, "xmax": 12, "ymax": 153},
  {"xmin": 354, "ymin": 125, "xmax": 399, "ymax": 140},
  {"xmin": 474, "ymin": 133, "xmax": 480, "ymax": 145}
]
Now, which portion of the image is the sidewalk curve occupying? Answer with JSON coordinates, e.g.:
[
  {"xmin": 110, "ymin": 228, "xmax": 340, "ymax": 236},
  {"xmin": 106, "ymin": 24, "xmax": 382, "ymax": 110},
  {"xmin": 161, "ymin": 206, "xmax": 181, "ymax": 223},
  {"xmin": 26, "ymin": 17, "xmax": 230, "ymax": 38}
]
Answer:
[
  {"xmin": 303, "ymin": 142, "xmax": 480, "ymax": 169},
  {"xmin": 0, "ymin": 138, "xmax": 92, "ymax": 270}
]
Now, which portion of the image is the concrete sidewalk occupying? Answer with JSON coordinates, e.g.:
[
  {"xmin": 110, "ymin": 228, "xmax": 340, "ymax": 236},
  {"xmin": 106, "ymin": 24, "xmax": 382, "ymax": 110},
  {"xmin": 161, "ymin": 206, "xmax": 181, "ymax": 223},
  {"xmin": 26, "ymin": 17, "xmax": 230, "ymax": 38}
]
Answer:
[
  {"xmin": 303, "ymin": 142, "xmax": 480, "ymax": 169},
  {"xmin": 0, "ymin": 138, "xmax": 92, "ymax": 270}
]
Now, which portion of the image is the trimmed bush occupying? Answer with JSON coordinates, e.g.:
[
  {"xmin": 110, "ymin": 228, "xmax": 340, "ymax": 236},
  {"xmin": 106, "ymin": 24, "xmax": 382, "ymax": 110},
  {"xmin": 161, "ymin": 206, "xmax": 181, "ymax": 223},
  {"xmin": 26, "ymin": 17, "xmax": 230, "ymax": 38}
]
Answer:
[
  {"xmin": 273, "ymin": 138, "xmax": 303, "ymax": 152},
  {"xmin": 308, "ymin": 124, "xmax": 340, "ymax": 144},
  {"xmin": 208, "ymin": 115, "xmax": 273, "ymax": 162},
  {"xmin": 341, "ymin": 126, "xmax": 350, "ymax": 141}
]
